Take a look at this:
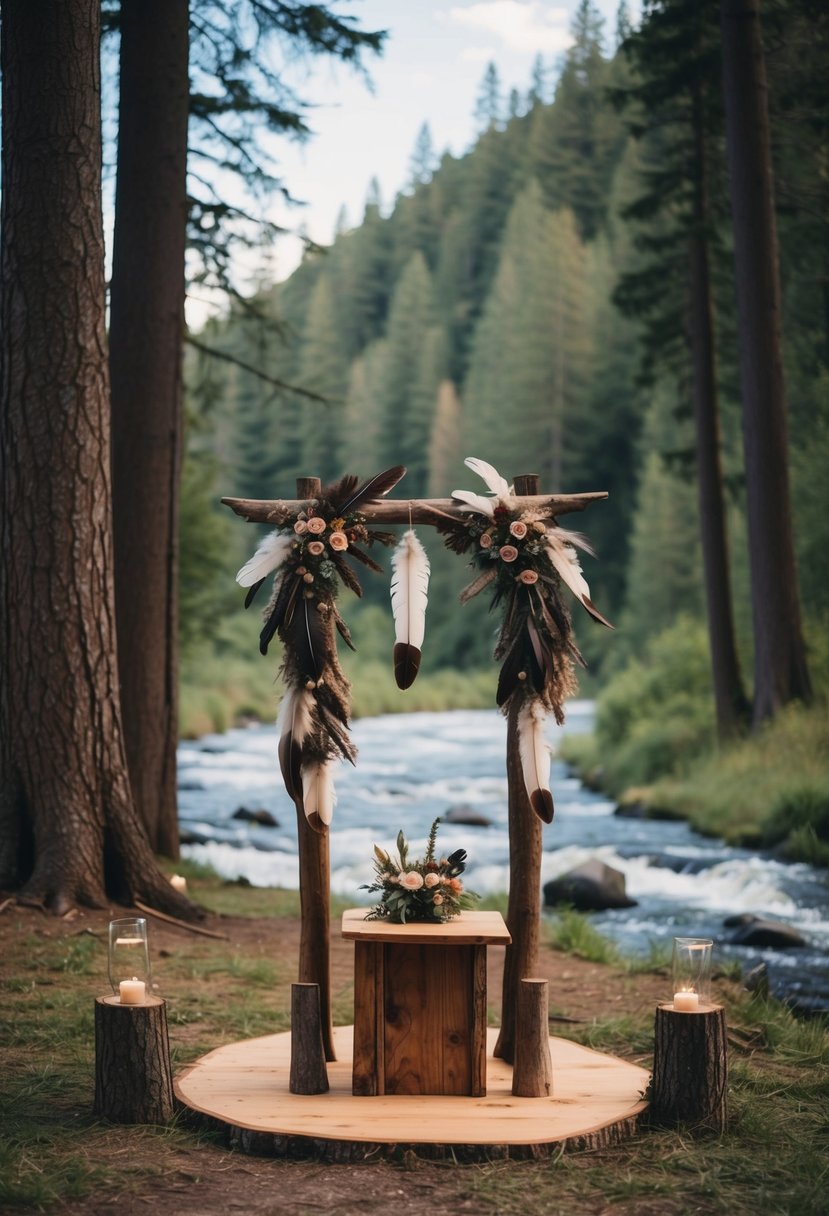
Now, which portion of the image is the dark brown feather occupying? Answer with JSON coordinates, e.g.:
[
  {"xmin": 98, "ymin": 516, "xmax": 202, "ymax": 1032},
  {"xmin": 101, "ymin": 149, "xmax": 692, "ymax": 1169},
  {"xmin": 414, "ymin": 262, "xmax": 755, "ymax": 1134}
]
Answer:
[
  {"xmin": 531, "ymin": 788, "xmax": 555, "ymax": 824},
  {"xmin": 333, "ymin": 607, "xmax": 356, "ymax": 651},
  {"xmin": 244, "ymin": 577, "xmax": 266, "ymax": 609},
  {"xmin": 280, "ymin": 595, "xmax": 327, "ymax": 682},
  {"xmin": 330, "ymin": 552, "xmax": 362, "ymax": 596},
  {"xmin": 346, "ymin": 545, "xmax": 384, "ymax": 573},
  {"xmin": 393, "ymin": 642, "xmax": 422, "ymax": 690},
  {"xmin": 278, "ymin": 730, "xmax": 303, "ymax": 802},
  {"xmin": 334, "ymin": 465, "xmax": 406, "ymax": 515}
]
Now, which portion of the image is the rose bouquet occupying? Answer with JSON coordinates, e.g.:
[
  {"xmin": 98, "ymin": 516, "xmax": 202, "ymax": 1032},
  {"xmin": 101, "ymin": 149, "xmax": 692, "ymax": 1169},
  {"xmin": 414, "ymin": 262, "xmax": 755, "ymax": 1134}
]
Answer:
[{"xmin": 363, "ymin": 818, "xmax": 477, "ymax": 924}]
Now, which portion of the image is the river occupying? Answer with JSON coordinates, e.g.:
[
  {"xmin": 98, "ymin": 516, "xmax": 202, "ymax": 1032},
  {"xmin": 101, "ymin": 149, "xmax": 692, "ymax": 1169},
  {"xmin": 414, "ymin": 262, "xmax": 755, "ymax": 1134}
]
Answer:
[{"xmin": 178, "ymin": 703, "xmax": 829, "ymax": 1012}]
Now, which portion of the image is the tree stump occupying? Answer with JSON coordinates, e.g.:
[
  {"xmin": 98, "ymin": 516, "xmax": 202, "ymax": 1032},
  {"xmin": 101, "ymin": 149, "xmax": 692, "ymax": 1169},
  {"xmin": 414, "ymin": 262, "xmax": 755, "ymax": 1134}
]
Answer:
[
  {"xmin": 289, "ymin": 983, "xmax": 329, "ymax": 1095},
  {"xmin": 650, "ymin": 1003, "xmax": 728, "ymax": 1132},
  {"xmin": 94, "ymin": 995, "xmax": 174, "ymax": 1124},
  {"xmin": 512, "ymin": 978, "xmax": 553, "ymax": 1097}
]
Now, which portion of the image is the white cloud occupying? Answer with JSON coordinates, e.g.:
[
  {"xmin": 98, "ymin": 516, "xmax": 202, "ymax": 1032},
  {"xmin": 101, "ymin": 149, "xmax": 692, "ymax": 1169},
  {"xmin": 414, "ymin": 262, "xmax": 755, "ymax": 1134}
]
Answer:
[
  {"xmin": 446, "ymin": 2, "xmax": 572, "ymax": 54},
  {"xmin": 460, "ymin": 45, "xmax": 499, "ymax": 63}
]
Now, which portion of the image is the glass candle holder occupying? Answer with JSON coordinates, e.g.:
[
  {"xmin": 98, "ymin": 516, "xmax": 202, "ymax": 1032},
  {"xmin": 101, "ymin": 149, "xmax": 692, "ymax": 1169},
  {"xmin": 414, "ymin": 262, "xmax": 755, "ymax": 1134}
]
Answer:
[
  {"xmin": 107, "ymin": 917, "xmax": 151, "ymax": 997},
  {"xmin": 671, "ymin": 937, "xmax": 713, "ymax": 1009}
]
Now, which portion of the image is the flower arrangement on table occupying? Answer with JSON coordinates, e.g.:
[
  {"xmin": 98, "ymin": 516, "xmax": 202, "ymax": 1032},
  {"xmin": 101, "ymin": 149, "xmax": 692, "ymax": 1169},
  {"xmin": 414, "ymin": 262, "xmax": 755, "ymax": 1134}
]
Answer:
[{"xmin": 363, "ymin": 818, "xmax": 478, "ymax": 924}]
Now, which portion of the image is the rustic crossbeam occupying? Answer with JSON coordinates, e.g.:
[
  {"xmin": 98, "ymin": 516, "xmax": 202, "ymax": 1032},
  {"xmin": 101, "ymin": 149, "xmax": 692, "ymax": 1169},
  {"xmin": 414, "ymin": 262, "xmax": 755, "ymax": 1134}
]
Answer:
[{"xmin": 221, "ymin": 491, "xmax": 608, "ymax": 526}]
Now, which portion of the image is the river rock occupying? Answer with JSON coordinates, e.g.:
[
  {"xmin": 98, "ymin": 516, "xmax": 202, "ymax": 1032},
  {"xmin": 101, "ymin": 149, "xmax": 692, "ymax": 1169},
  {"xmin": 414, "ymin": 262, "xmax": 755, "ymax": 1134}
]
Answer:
[
  {"xmin": 743, "ymin": 962, "xmax": 769, "ymax": 997},
  {"xmin": 729, "ymin": 917, "xmax": 806, "ymax": 949},
  {"xmin": 543, "ymin": 859, "xmax": 637, "ymax": 911},
  {"xmin": 443, "ymin": 805, "xmax": 493, "ymax": 827},
  {"xmin": 233, "ymin": 806, "xmax": 279, "ymax": 827}
]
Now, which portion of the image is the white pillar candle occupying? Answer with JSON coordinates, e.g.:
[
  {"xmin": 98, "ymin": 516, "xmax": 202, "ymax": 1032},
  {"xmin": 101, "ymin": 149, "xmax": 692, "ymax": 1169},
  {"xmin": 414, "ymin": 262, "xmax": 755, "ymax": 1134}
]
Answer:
[
  {"xmin": 170, "ymin": 874, "xmax": 187, "ymax": 893},
  {"xmin": 673, "ymin": 990, "xmax": 699, "ymax": 1012},
  {"xmin": 119, "ymin": 977, "xmax": 146, "ymax": 1005}
]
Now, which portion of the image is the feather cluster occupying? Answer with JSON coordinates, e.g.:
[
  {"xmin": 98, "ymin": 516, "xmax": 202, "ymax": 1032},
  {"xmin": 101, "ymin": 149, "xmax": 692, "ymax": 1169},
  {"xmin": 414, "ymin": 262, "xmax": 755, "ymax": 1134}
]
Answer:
[
  {"xmin": 236, "ymin": 466, "xmax": 405, "ymax": 831},
  {"xmin": 437, "ymin": 456, "xmax": 613, "ymax": 822}
]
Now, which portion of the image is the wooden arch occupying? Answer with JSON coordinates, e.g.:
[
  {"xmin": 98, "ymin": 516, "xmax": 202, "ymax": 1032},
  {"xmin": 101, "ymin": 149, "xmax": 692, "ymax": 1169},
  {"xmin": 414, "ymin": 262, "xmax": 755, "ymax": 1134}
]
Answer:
[{"xmin": 223, "ymin": 474, "xmax": 607, "ymax": 1063}]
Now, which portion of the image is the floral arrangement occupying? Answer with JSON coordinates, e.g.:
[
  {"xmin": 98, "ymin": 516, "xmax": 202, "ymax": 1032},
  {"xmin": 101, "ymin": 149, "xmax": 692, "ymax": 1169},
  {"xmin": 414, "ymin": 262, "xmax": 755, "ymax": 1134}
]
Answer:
[{"xmin": 363, "ymin": 818, "xmax": 477, "ymax": 924}]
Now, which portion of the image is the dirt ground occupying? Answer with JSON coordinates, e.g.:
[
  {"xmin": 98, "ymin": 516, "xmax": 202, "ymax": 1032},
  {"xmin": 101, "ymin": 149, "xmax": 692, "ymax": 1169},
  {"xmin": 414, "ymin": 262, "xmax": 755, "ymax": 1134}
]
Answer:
[{"xmin": 1, "ymin": 901, "xmax": 672, "ymax": 1216}]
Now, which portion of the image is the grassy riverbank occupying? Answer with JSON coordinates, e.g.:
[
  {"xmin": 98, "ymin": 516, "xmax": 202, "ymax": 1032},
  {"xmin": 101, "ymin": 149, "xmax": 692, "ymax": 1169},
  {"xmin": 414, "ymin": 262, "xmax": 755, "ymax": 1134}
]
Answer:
[
  {"xmin": 1, "ymin": 873, "xmax": 827, "ymax": 1215},
  {"xmin": 560, "ymin": 618, "xmax": 829, "ymax": 865}
]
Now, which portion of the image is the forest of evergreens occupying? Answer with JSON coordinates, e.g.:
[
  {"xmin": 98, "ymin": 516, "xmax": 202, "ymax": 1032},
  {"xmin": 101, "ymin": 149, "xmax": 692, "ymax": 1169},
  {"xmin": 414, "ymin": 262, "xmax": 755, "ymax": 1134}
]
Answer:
[{"xmin": 183, "ymin": 0, "xmax": 827, "ymax": 752}]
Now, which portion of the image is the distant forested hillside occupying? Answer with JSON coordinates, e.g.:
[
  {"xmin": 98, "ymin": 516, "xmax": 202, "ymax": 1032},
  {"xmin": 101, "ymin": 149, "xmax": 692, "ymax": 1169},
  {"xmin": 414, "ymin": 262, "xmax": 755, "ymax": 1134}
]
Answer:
[{"xmin": 184, "ymin": 0, "xmax": 828, "ymax": 690}]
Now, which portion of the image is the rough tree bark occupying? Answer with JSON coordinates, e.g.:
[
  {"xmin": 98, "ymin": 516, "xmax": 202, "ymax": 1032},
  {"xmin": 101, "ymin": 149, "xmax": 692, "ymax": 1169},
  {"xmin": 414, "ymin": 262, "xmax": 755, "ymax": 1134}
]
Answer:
[
  {"xmin": 109, "ymin": 0, "xmax": 190, "ymax": 857},
  {"xmin": 720, "ymin": 0, "xmax": 811, "ymax": 725},
  {"xmin": 0, "ymin": 0, "xmax": 195, "ymax": 918},
  {"xmin": 688, "ymin": 79, "xmax": 749, "ymax": 739}
]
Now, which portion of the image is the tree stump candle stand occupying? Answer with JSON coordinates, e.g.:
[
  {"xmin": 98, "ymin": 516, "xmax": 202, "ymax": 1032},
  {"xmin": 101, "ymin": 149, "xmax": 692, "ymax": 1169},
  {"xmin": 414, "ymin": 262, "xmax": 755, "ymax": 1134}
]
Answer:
[
  {"xmin": 94, "ymin": 996, "xmax": 174, "ymax": 1124},
  {"xmin": 650, "ymin": 1002, "xmax": 728, "ymax": 1133}
]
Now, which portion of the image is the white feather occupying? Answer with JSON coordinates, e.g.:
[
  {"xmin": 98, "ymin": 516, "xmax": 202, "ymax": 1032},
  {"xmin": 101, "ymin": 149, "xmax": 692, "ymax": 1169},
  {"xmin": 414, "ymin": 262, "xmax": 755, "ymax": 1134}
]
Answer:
[
  {"xmin": 518, "ymin": 700, "xmax": 553, "ymax": 823},
  {"xmin": 464, "ymin": 457, "xmax": 512, "ymax": 500},
  {"xmin": 390, "ymin": 530, "xmax": 430, "ymax": 650},
  {"xmin": 546, "ymin": 533, "xmax": 591, "ymax": 603},
  {"xmin": 277, "ymin": 686, "xmax": 315, "ymax": 801},
  {"xmin": 451, "ymin": 489, "xmax": 496, "ymax": 517},
  {"xmin": 236, "ymin": 531, "xmax": 293, "ymax": 587},
  {"xmin": 301, "ymin": 760, "xmax": 337, "ymax": 827}
]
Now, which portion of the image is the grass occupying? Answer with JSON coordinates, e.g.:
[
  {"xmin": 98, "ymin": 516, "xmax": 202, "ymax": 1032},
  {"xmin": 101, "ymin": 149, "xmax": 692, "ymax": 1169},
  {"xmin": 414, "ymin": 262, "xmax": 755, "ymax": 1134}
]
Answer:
[{"xmin": 1, "ymin": 881, "xmax": 827, "ymax": 1214}]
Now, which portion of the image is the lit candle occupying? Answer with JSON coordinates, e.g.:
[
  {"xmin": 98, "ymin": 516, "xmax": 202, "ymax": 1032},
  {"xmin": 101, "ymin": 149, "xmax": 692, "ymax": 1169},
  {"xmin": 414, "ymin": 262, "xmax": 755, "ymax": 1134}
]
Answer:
[
  {"xmin": 119, "ymin": 977, "xmax": 146, "ymax": 1005},
  {"xmin": 170, "ymin": 874, "xmax": 187, "ymax": 893},
  {"xmin": 673, "ymin": 990, "xmax": 699, "ymax": 1012}
]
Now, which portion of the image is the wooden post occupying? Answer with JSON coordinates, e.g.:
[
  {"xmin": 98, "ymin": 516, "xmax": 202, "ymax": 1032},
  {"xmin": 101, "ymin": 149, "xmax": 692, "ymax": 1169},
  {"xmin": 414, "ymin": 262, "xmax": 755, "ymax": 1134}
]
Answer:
[
  {"xmin": 650, "ymin": 1003, "xmax": 728, "ymax": 1132},
  {"xmin": 495, "ymin": 473, "xmax": 542, "ymax": 1065},
  {"xmin": 293, "ymin": 476, "xmax": 336, "ymax": 1063},
  {"xmin": 289, "ymin": 983, "xmax": 329, "ymax": 1095},
  {"xmin": 94, "ymin": 996, "xmax": 174, "ymax": 1124},
  {"xmin": 512, "ymin": 978, "xmax": 553, "ymax": 1097}
]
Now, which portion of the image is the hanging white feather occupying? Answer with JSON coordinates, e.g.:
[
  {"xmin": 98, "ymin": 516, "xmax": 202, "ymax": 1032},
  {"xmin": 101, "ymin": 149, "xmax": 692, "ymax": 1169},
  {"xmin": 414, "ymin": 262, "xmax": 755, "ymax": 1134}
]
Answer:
[
  {"xmin": 277, "ymin": 686, "xmax": 315, "ymax": 801},
  {"xmin": 545, "ymin": 531, "xmax": 613, "ymax": 628},
  {"xmin": 518, "ymin": 700, "xmax": 554, "ymax": 823},
  {"xmin": 301, "ymin": 759, "xmax": 337, "ymax": 831},
  {"xmin": 236, "ymin": 531, "xmax": 293, "ymax": 587},
  {"xmin": 451, "ymin": 489, "xmax": 496, "ymax": 517},
  {"xmin": 464, "ymin": 456, "xmax": 513, "ymax": 500},
  {"xmin": 390, "ymin": 529, "xmax": 431, "ymax": 690}
]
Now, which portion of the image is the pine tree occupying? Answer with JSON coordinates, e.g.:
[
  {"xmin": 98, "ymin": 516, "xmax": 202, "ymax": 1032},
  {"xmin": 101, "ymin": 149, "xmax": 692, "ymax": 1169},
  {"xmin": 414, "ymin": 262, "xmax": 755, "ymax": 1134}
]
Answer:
[
  {"xmin": 296, "ymin": 273, "xmax": 350, "ymax": 482},
  {"xmin": 474, "ymin": 61, "xmax": 502, "ymax": 131}
]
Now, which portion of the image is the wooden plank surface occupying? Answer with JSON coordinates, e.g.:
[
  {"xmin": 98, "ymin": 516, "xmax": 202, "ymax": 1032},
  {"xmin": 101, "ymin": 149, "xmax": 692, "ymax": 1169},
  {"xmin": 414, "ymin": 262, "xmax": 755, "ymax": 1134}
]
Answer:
[
  {"xmin": 382, "ymin": 943, "xmax": 473, "ymax": 1095},
  {"xmin": 342, "ymin": 908, "xmax": 511, "ymax": 945},
  {"xmin": 351, "ymin": 941, "xmax": 381, "ymax": 1096},
  {"xmin": 175, "ymin": 1026, "xmax": 650, "ymax": 1150}
]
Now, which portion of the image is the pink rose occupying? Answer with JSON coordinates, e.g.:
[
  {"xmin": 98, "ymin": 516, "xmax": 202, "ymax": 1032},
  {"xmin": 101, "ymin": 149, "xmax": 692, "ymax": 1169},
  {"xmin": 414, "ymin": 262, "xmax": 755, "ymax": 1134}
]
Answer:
[
  {"xmin": 479, "ymin": 532, "xmax": 493, "ymax": 549},
  {"xmin": 432, "ymin": 893, "xmax": 444, "ymax": 906},
  {"xmin": 328, "ymin": 530, "xmax": 348, "ymax": 552},
  {"xmin": 509, "ymin": 520, "xmax": 528, "ymax": 539},
  {"xmin": 518, "ymin": 569, "xmax": 539, "ymax": 585},
  {"xmin": 424, "ymin": 872, "xmax": 440, "ymax": 888},
  {"xmin": 293, "ymin": 519, "xmax": 308, "ymax": 535},
  {"xmin": 499, "ymin": 545, "xmax": 519, "ymax": 563},
  {"xmin": 307, "ymin": 540, "xmax": 325, "ymax": 557},
  {"xmin": 400, "ymin": 871, "xmax": 424, "ymax": 891},
  {"xmin": 306, "ymin": 516, "xmax": 326, "ymax": 535}
]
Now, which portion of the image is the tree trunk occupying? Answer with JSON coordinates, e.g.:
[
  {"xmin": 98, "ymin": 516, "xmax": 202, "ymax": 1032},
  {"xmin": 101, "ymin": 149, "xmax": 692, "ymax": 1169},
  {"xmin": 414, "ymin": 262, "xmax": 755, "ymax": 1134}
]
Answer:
[
  {"xmin": 0, "ymin": 0, "xmax": 195, "ymax": 919},
  {"xmin": 688, "ymin": 81, "xmax": 749, "ymax": 740},
  {"xmin": 289, "ymin": 984, "xmax": 329, "ymax": 1095},
  {"xmin": 512, "ymin": 978, "xmax": 553, "ymax": 1098},
  {"xmin": 650, "ymin": 1003, "xmax": 728, "ymax": 1133},
  {"xmin": 109, "ymin": 0, "xmax": 190, "ymax": 858},
  {"xmin": 720, "ymin": 0, "xmax": 811, "ymax": 725},
  {"xmin": 94, "ymin": 996, "xmax": 175, "ymax": 1123},
  {"xmin": 494, "ymin": 474, "xmax": 543, "ymax": 1065}
]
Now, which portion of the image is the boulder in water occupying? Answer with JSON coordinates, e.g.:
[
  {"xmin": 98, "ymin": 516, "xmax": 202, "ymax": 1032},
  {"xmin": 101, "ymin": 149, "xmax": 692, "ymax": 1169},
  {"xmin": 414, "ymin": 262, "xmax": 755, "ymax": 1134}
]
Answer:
[
  {"xmin": 443, "ymin": 804, "xmax": 493, "ymax": 827},
  {"xmin": 232, "ymin": 806, "xmax": 279, "ymax": 827},
  {"xmin": 729, "ymin": 917, "xmax": 806, "ymax": 949},
  {"xmin": 543, "ymin": 859, "xmax": 637, "ymax": 911}
]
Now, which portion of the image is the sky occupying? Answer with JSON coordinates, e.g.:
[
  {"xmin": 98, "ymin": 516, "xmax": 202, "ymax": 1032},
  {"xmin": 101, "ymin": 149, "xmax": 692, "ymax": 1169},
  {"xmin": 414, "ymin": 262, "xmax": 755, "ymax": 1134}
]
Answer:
[{"xmin": 186, "ymin": 0, "xmax": 634, "ymax": 326}]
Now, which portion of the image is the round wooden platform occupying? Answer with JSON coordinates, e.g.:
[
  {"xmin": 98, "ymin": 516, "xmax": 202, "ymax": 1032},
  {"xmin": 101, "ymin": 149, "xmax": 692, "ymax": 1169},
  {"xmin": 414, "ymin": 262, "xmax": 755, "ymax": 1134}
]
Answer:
[{"xmin": 175, "ymin": 1027, "xmax": 650, "ymax": 1161}]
